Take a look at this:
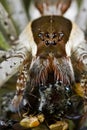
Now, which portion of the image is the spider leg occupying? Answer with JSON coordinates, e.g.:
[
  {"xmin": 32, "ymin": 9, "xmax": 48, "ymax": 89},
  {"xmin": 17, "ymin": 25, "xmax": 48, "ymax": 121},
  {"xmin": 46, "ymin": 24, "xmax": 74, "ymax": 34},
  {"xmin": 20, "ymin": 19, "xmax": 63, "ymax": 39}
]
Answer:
[
  {"xmin": 78, "ymin": 73, "xmax": 87, "ymax": 130},
  {"xmin": 66, "ymin": 22, "xmax": 87, "ymax": 110},
  {"xmin": 66, "ymin": 26, "xmax": 87, "ymax": 130},
  {"xmin": 11, "ymin": 60, "xmax": 29, "ymax": 111},
  {"xmin": 80, "ymin": 72, "xmax": 87, "ymax": 113},
  {"xmin": 73, "ymin": 49, "xmax": 87, "ymax": 128},
  {"xmin": 0, "ymin": 47, "xmax": 28, "ymax": 87},
  {"xmin": 71, "ymin": 41, "xmax": 87, "ymax": 112},
  {"xmin": 0, "ymin": 22, "xmax": 37, "ymax": 87}
]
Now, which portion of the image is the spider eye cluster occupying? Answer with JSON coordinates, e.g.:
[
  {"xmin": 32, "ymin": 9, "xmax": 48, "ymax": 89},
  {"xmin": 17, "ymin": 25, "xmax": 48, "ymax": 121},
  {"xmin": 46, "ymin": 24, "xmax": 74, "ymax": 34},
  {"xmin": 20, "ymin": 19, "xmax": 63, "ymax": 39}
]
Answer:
[{"xmin": 38, "ymin": 31, "xmax": 64, "ymax": 46}]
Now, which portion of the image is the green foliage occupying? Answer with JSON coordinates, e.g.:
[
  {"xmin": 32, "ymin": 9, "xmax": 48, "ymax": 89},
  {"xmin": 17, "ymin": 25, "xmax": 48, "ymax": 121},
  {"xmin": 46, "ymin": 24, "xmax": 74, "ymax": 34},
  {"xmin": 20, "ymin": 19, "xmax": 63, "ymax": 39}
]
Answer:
[
  {"xmin": 77, "ymin": 0, "xmax": 82, "ymax": 8},
  {"xmin": 0, "ymin": 31, "xmax": 10, "ymax": 50}
]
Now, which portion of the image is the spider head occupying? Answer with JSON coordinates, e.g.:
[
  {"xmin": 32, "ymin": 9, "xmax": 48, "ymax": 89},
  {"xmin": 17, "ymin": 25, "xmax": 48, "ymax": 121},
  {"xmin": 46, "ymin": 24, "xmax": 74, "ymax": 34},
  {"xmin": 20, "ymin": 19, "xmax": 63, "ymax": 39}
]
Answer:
[{"xmin": 31, "ymin": 15, "xmax": 72, "ymax": 58}]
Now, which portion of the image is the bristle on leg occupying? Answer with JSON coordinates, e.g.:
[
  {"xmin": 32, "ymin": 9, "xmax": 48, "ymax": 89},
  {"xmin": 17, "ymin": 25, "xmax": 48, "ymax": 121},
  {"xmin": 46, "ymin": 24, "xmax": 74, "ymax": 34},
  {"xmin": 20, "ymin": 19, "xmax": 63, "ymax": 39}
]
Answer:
[{"xmin": 11, "ymin": 60, "xmax": 29, "ymax": 112}]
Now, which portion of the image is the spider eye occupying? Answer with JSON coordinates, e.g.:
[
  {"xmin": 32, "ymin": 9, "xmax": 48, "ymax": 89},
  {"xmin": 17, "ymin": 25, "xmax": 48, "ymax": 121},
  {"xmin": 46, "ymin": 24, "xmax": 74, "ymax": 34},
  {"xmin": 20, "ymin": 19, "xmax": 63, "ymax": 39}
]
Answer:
[
  {"xmin": 52, "ymin": 33, "xmax": 57, "ymax": 38},
  {"xmin": 38, "ymin": 32, "xmax": 44, "ymax": 41},
  {"xmin": 58, "ymin": 32, "xmax": 64, "ymax": 41},
  {"xmin": 45, "ymin": 32, "xmax": 50, "ymax": 38},
  {"xmin": 45, "ymin": 40, "xmax": 49, "ymax": 46}
]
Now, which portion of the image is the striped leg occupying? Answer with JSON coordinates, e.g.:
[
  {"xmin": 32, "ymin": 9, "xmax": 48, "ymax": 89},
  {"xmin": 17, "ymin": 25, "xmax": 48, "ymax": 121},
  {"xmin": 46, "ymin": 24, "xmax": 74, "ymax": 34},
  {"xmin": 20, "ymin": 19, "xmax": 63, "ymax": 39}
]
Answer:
[
  {"xmin": 78, "ymin": 72, "xmax": 87, "ymax": 129},
  {"xmin": 11, "ymin": 60, "xmax": 29, "ymax": 111},
  {"xmin": 80, "ymin": 72, "xmax": 87, "ymax": 113}
]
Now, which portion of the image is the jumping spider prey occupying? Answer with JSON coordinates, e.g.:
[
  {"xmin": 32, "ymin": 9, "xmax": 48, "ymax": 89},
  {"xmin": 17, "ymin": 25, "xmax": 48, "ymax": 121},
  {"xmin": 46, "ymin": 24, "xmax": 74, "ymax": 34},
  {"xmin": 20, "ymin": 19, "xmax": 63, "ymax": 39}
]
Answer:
[{"xmin": 0, "ymin": 0, "xmax": 87, "ymax": 130}]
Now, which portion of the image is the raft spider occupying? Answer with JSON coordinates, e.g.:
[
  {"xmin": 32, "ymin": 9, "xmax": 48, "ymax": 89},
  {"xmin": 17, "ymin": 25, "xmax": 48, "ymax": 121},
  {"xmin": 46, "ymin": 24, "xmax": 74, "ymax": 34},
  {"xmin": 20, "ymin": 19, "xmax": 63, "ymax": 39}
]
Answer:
[{"xmin": 0, "ymin": 0, "xmax": 87, "ymax": 129}]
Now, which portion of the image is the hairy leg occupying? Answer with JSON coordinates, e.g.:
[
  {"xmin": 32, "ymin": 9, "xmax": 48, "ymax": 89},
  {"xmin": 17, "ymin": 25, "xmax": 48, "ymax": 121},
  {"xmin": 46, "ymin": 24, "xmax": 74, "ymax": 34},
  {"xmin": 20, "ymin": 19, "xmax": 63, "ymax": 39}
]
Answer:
[{"xmin": 11, "ymin": 60, "xmax": 29, "ymax": 111}]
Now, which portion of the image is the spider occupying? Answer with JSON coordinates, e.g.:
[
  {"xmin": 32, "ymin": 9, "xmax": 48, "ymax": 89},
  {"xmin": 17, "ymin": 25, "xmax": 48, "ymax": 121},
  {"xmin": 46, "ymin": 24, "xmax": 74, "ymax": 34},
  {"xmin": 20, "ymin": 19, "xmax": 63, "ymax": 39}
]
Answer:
[{"xmin": 0, "ymin": 0, "xmax": 87, "ymax": 130}]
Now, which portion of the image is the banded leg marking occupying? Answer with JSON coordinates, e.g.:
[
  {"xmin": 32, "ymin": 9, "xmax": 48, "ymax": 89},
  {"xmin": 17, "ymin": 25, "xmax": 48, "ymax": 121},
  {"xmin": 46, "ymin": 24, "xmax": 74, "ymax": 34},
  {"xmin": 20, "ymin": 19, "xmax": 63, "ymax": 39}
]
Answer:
[{"xmin": 11, "ymin": 60, "xmax": 29, "ymax": 110}]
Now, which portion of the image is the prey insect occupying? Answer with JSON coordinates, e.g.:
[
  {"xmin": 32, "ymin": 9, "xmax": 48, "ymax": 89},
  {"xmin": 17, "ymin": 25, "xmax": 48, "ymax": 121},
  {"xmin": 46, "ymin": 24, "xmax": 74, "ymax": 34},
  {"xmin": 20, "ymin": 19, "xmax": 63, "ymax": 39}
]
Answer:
[{"xmin": 0, "ymin": 0, "xmax": 87, "ymax": 130}]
